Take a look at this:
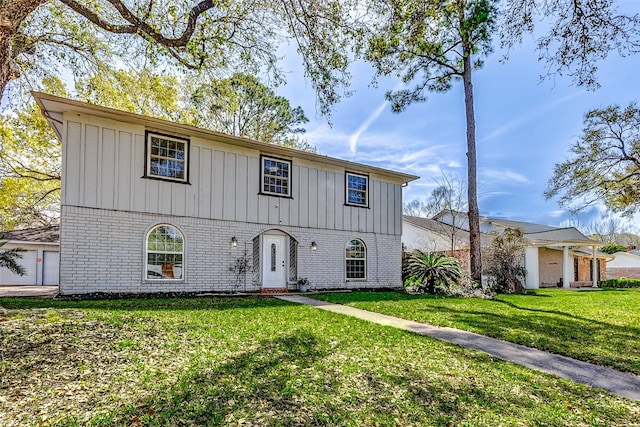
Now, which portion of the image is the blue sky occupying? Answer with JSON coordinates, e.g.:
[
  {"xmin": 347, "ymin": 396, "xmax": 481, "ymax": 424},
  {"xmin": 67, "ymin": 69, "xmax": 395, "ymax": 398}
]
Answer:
[{"xmin": 276, "ymin": 30, "xmax": 640, "ymax": 232}]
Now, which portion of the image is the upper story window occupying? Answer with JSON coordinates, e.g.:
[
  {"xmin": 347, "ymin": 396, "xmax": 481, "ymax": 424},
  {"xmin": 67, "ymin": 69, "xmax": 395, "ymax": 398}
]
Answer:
[
  {"xmin": 146, "ymin": 224, "xmax": 184, "ymax": 281},
  {"xmin": 145, "ymin": 132, "xmax": 189, "ymax": 183},
  {"xmin": 346, "ymin": 172, "xmax": 369, "ymax": 207},
  {"xmin": 261, "ymin": 156, "xmax": 291, "ymax": 197}
]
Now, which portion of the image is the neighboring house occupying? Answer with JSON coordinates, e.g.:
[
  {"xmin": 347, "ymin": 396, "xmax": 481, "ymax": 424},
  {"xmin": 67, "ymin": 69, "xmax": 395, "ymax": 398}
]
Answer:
[
  {"xmin": 0, "ymin": 225, "xmax": 60, "ymax": 286},
  {"xmin": 607, "ymin": 251, "xmax": 640, "ymax": 279},
  {"xmin": 403, "ymin": 212, "xmax": 609, "ymax": 289},
  {"xmin": 34, "ymin": 92, "xmax": 418, "ymax": 295}
]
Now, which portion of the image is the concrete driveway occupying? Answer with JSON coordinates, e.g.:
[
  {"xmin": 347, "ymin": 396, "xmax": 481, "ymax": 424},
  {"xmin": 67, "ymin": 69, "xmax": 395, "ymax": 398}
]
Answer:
[{"xmin": 0, "ymin": 285, "xmax": 58, "ymax": 298}]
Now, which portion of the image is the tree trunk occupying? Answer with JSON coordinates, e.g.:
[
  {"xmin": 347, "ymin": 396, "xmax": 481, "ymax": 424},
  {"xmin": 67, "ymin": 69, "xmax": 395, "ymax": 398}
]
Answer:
[
  {"xmin": 462, "ymin": 44, "xmax": 482, "ymax": 283},
  {"xmin": 0, "ymin": 0, "xmax": 47, "ymax": 101}
]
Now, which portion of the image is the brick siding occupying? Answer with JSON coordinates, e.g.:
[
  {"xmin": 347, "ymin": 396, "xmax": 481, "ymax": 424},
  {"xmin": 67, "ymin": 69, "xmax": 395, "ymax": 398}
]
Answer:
[{"xmin": 60, "ymin": 205, "xmax": 402, "ymax": 295}]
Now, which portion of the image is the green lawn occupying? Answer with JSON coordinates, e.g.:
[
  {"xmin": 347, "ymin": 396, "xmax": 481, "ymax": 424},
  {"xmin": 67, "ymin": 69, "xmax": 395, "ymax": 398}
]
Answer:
[
  {"xmin": 1, "ymin": 296, "xmax": 638, "ymax": 426},
  {"xmin": 314, "ymin": 289, "xmax": 640, "ymax": 375}
]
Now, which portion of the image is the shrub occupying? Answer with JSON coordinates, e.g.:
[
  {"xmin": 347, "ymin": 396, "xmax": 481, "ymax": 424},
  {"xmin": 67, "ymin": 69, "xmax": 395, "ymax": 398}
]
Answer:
[
  {"xmin": 599, "ymin": 244, "xmax": 627, "ymax": 254},
  {"xmin": 483, "ymin": 228, "xmax": 527, "ymax": 294},
  {"xmin": 599, "ymin": 278, "xmax": 640, "ymax": 288},
  {"xmin": 403, "ymin": 250, "xmax": 461, "ymax": 294}
]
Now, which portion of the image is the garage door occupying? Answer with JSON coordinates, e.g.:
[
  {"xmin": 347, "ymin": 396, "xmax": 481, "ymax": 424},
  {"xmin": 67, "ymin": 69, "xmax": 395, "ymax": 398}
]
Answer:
[
  {"xmin": 0, "ymin": 250, "xmax": 37, "ymax": 285},
  {"xmin": 43, "ymin": 251, "xmax": 60, "ymax": 285}
]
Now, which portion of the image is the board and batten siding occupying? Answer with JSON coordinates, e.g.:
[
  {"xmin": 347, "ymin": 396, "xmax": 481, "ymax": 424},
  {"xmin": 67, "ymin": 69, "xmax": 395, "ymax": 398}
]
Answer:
[{"xmin": 62, "ymin": 114, "xmax": 403, "ymax": 235}]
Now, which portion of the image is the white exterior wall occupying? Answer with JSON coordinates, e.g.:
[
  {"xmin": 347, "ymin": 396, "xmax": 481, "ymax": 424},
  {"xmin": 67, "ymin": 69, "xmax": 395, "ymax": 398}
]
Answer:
[
  {"xmin": 524, "ymin": 247, "xmax": 540, "ymax": 289},
  {"xmin": 607, "ymin": 252, "xmax": 640, "ymax": 268},
  {"xmin": 402, "ymin": 223, "xmax": 459, "ymax": 252},
  {"xmin": 0, "ymin": 242, "xmax": 60, "ymax": 286},
  {"xmin": 59, "ymin": 206, "xmax": 402, "ymax": 295}
]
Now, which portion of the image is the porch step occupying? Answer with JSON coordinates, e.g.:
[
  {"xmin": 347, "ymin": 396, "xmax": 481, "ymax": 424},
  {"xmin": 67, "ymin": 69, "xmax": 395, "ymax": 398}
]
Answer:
[{"xmin": 261, "ymin": 288, "xmax": 289, "ymax": 294}]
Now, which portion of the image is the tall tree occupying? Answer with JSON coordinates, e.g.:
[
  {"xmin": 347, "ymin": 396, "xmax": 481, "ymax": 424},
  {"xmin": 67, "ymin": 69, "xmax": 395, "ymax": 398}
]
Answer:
[
  {"xmin": 0, "ymin": 0, "xmax": 355, "ymax": 115},
  {"xmin": 366, "ymin": 0, "xmax": 496, "ymax": 282},
  {"xmin": 189, "ymin": 73, "xmax": 310, "ymax": 146},
  {"xmin": 1, "ymin": 68, "xmax": 315, "ymax": 230},
  {"xmin": 76, "ymin": 68, "xmax": 186, "ymax": 122},
  {"xmin": 359, "ymin": 0, "xmax": 639, "ymax": 281},
  {"xmin": 499, "ymin": 0, "xmax": 640, "ymax": 90},
  {"xmin": 545, "ymin": 102, "xmax": 640, "ymax": 217},
  {"xmin": 0, "ymin": 79, "xmax": 62, "ymax": 230}
]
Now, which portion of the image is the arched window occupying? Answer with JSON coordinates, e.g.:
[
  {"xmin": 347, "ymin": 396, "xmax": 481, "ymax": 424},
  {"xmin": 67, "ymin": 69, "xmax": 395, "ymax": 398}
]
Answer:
[
  {"xmin": 345, "ymin": 239, "xmax": 366, "ymax": 280},
  {"xmin": 146, "ymin": 225, "xmax": 184, "ymax": 280}
]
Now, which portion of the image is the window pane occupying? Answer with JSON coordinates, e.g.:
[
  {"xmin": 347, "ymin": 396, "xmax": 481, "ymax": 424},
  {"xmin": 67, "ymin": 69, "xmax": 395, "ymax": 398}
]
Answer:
[
  {"xmin": 347, "ymin": 174, "xmax": 368, "ymax": 206},
  {"xmin": 148, "ymin": 134, "xmax": 187, "ymax": 180},
  {"xmin": 262, "ymin": 157, "xmax": 291, "ymax": 195},
  {"xmin": 147, "ymin": 225, "xmax": 184, "ymax": 280},
  {"xmin": 346, "ymin": 239, "xmax": 366, "ymax": 279}
]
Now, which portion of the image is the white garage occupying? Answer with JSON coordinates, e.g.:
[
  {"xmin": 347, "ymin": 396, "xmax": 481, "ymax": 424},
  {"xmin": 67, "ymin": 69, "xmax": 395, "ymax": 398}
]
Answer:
[{"xmin": 0, "ymin": 225, "xmax": 60, "ymax": 286}]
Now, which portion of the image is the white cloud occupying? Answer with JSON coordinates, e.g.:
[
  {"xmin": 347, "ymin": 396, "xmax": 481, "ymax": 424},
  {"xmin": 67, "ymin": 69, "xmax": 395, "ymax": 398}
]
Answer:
[
  {"xmin": 480, "ymin": 91, "xmax": 585, "ymax": 143},
  {"xmin": 480, "ymin": 168, "xmax": 530, "ymax": 184},
  {"xmin": 349, "ymin": 101, "xmax": 389, "ymax": 155}
]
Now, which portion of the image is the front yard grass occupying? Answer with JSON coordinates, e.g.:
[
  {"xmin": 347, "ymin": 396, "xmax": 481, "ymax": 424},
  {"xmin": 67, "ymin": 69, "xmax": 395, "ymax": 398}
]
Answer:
[
  {"xmin": 314, "ymin": 289, "xmax": 640, "ymax": 375},
  {"xmin": 1, "ymin": 296, "xmax": 639, "ymax": 426}
]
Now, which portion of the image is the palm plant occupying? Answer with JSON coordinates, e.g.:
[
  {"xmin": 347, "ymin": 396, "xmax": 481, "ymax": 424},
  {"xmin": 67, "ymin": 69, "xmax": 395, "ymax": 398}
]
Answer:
[
  {"xmin": 403, "ymin": 250, "xmax": 461, "ymax": 294},
  {"xmin": 0, "ymin": 234, "xmax": 25, "ymax": 276}
]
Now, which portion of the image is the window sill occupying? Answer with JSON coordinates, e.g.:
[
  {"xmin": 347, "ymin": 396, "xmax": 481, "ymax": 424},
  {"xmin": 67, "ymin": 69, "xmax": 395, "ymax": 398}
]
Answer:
[
  {"xmin": 258, "ymin": 192, "xmax": 294, "ymax": 199},
  {"xmin": 142, "ymin": 175, "xmax": 191, "ymax": 185}
]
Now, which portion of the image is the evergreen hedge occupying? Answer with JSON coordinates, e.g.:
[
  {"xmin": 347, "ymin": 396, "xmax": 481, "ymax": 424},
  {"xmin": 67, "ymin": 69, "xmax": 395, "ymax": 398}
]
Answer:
[{"xmin": 599, "ymin": 278, "xmax": 640, "ymax": 288}]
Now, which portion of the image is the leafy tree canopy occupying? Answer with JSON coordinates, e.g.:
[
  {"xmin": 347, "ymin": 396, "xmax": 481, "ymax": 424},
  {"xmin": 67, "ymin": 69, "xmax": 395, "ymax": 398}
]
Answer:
[
  {"xmin": 1, "ymin": 68, "xmax": 314, "ymax": 230},
  {"xmin": 600, "ymin": 243, "xmax": 627, "ymax": 254},
  {"xmin": 545, "ymin": 102, "xmax": 640, "ymax": 217},
  {"xmin": 189, "ymin": 73, "xmax": 311, "ymax": 147},
  {"xmin": 0, "ymin": 77, "xmax": 64, "ymax": 230},
  {"xmin": 1, "ymin": 0, "xmax": 356, "ymax": 115}
]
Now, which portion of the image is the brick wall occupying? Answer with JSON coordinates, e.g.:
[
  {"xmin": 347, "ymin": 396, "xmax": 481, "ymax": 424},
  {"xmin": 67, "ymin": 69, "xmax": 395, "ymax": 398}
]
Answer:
[
  {"xmin": 60, "ymin": 205, "xmax": 402, "ymax": 294},
  {"xmin": 538, "ymin": 248, "xmax": 563, "ymax": 286},
  {"xmin": 607, "ymin": 267, "xmax": 640, "ymax": 279}
]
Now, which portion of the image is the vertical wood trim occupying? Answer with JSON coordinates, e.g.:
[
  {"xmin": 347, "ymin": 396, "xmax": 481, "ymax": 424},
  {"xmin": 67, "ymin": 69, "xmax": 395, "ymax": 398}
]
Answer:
[
  {"xmin": 116, "ymin": 131, "xmax": 132, "ymax": 211},
  {"xmin": 394, "ymin": 184, "xmax": 402, "ymax": 235},
  {"xmin": 317, "ymin": 170, "xmax": 327, "ymax": 229},
  {"xmin": 387, "ymin": 184, "xmax": 396, "ymax": 235},
  {"xmin": 132, "ymin": 134, "xmax": 146, "ymax": 212},
  {"xmin": 308, "ymin": 168, "xmax": 318, "ymax": 228},
  {"xmin": 101, "ymin": 128, "xmax": 116, "ymax": 209},
  {"xmin": 64, "ymin": 122, "xmax": 82, "ymax": 206},
  {"xmin": 83, "ymin": 125, "xmax": 99, "ymax": 207},
  {"xmin": 223, "ymin": 152, "xmax": 237, "ymax": 220},
  {"xmin": 198, "ymin": 147, "xmax": 212, "ymax": 218},
  {"xmin": 335, "ymin": 173, "xmax": 344, "ymax": 230},
  {"xmin": 235, "ymin": 155, "xmax": 248, "ymax": 222},
  {"xmin": 247, "ymin": 156, "xmax": 260, "ymax": 223},
  {"xmin": 373, "ymin": 181, "xmax": 386, "ymax": 233},
  {"xmin": 288, "ymin": 164, "xmax": 300, "ymax": 227},
  {"xmin": 212, "ymin": 150, "xmax": 225, "ymax": 219},
  {"xmin": 299, "ymin": 167, "xmax": 309, "ymax": 227}
]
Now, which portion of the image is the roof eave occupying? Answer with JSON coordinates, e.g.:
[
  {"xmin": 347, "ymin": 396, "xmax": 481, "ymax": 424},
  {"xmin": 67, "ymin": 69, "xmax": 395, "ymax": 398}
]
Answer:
[{"xmin": 33, "ymin": 92, "xmax": 420, "ymax": 185}]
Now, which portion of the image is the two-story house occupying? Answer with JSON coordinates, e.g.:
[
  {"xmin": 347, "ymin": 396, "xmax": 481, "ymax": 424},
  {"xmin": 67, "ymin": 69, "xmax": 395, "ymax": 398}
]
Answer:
[{"xmin": 34, "ymin": 92, "xmax": 418, "ymax": 295}]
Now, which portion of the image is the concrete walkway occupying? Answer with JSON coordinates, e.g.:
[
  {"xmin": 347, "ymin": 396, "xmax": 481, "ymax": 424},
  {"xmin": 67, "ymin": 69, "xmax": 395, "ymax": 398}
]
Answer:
[
  {"xmin": 0, "ymin": 285, "xmax": 59, "ymax": 298},
  {"xmin": 277, "ymin": 294, "xmax": 640, "ymax": 401}
]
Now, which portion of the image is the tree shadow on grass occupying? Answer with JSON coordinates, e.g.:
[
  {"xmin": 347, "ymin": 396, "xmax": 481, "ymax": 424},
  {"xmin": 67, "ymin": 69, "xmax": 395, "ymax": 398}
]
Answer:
[
  {"xmin": 418, "ymin": 303, "xmax": 640, "ymax": 374},
  {"xmin": 57, "ymin": 327, "xmax": 611, "ymax": 427},
  {"xmin": 0, "ymin": 296, "xmax": 294, "ymax": 312}
]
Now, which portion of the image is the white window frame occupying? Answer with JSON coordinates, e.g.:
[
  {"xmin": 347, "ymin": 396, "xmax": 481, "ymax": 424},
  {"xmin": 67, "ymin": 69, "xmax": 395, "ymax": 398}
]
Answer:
[
  {"xmin": 145, "ymin": 224, "xmax": 185, "ymax": 282},
  {"xmin": 345, "ymin": 238, "xmax": 367, "ymax": 281},
  {"xmin": 260, "ymin": 155, "xmax": 292, "ymax": 197},
  {"xmin": 145, "ymin": 132, "xmax": 189, "ymax": 183},
  {"xmin": 345, "ymin": 172, "xmax": 369, "ymax": 207}
]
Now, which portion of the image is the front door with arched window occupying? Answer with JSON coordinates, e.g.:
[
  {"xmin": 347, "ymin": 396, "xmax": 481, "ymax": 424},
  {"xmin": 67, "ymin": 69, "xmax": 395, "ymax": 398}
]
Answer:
[{"xmin": 262, "ymin": 234, "xmax": 287, "ymax": 289}]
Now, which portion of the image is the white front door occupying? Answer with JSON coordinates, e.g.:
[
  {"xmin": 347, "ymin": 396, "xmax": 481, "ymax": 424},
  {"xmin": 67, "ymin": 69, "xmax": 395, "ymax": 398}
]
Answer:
[{"xmin": 262, "ymin": 235, "xmax": 287, "ymax": 289}]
